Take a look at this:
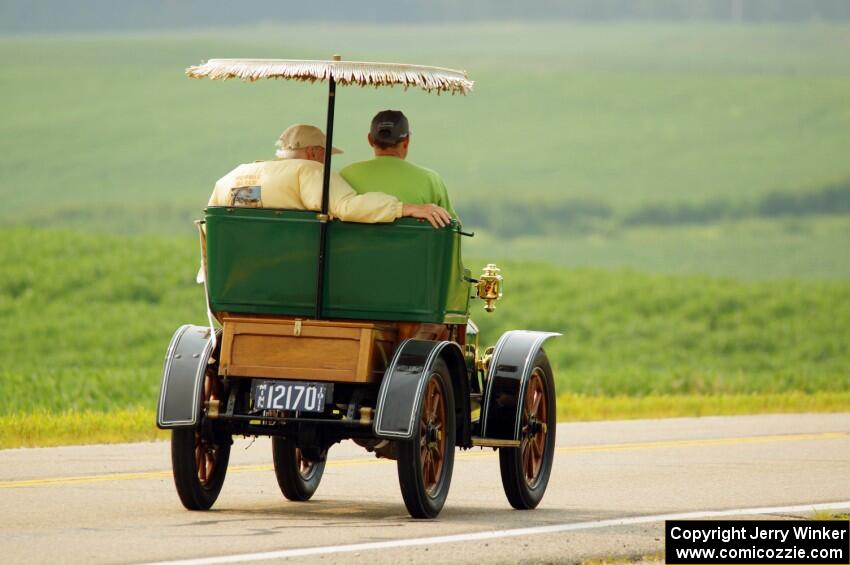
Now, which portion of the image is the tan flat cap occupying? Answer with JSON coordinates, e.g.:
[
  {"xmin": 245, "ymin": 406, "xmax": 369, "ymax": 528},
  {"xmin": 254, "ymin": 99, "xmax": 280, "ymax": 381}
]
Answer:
[{"xmin": 276, "ymin": 124, "xmax": 343, "ymax": 155}]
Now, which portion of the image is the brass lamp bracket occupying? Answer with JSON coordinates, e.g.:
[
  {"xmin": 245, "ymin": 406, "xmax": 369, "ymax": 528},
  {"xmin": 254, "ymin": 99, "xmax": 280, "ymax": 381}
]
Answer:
[{"xmin": 476, "ymin": 263, "xmax": 503, "ymax": 313}]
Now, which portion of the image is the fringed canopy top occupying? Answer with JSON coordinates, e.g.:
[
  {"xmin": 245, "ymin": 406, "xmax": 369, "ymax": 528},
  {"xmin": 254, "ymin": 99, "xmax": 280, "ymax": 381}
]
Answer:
[{"xmin": 186, "ymin": 58, "xmax": 473, "ymax": 95}]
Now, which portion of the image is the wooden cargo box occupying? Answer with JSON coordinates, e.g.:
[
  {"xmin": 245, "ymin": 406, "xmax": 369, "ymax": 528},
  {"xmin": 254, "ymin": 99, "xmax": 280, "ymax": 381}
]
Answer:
[{"xmin": 219, "ymin": 315, "xmax": 398, "ymax": 383}]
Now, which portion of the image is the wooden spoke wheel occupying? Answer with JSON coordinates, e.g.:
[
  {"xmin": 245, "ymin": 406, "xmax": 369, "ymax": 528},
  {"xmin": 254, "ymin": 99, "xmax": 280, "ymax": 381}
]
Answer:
[
  {"xmin": 520, "ymin": 368, "xmax": 548, "ymax": 487},
  {"xmin": 272, "ymin": 437, "xmax": 326, "ymax": 501},
  {"xmin": 499, "ymin": 349, "xmax": 556, "ymax": 510},
  {"xmin": 397, "ymin": 359, "xmax": 455, "ymax": 519},
  {"xmin": 420, "ymin": 376, "xmax": 447, "ymax": 496},
  {"xmin": 171, "ymin": 370, "xmax": 231, "ymax": 510}
]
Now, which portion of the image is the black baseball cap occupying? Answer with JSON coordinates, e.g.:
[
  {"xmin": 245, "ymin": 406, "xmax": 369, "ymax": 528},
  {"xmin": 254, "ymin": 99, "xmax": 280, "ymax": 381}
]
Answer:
[{"xmin": 370, "ymin": 110, "xmax": 409, "ymax": 145}]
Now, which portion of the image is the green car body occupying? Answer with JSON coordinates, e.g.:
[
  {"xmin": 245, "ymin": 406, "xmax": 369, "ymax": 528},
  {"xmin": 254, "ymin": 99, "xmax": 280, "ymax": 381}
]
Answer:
[{"xmin": 205, "ymin": 207, "xmax": 472, "ymax": 324}]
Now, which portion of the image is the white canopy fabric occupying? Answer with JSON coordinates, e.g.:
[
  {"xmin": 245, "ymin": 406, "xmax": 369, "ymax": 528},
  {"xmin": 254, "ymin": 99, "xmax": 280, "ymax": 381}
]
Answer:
[{"xmin": 186, "ymin": 58, "xmax": 473, "ymax": 95}]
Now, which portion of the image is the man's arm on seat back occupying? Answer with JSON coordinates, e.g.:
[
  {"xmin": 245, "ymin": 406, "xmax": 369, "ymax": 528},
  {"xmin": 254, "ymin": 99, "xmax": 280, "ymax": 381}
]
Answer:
[{"xmin": 299, "ymin": 166, "xmax": 402, "ymax": 223}]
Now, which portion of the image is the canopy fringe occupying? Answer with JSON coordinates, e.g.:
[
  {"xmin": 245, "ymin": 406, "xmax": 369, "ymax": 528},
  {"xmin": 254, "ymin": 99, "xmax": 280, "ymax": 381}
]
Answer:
[{"xmin": 186, "ymin": 59, "xmax": 473, "ymax": 95}]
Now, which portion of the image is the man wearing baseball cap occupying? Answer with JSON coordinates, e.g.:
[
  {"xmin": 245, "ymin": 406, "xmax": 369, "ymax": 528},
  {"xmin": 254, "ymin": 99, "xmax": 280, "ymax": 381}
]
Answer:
[
  {"xmin": 341, "ymin": 111, "xmax": 459, "ymax": 343},
  {"xmin": 208, "ymin": 124, "xmax": 451, "ymax": 227},
  {"xmin": 340, "ymin": 110, "xmax": 457, "ymax": 221}
]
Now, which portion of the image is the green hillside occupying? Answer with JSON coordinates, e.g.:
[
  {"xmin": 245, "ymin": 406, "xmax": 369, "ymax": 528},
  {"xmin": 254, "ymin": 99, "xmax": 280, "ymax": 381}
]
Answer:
[
  {"xmin": 2, "ymin": 23, "xmax": 850, "ymax": 232},
  {"xmin": 3, "ymin": 227, "xmax": 848, "ymax": 415}
]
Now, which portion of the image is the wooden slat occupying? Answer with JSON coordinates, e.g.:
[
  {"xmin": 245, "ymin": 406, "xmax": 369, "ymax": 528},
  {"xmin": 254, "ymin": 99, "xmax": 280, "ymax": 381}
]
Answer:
[
  {"xmin": 231, "ymin": 321, "xmax": 361, "ymax": 341},
  {"xmin": 355, "ymin": 328, "xmax": 372, "ymax": 379},
  {"xmin": 226, "ymin": 364, "xmax": 354, "ymax": 382},
  {"xmin": 223, "ymin": 314, "xmax": 396, "ymax": 332}
]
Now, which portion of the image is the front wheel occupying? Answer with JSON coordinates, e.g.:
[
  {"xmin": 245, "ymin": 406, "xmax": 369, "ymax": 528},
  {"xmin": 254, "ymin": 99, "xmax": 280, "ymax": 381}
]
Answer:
[
  {"xmin": 397, "ymin": 359, "xmax": 456, "ymax": 519},
  {"xmin": 272, "ymin": 437, "xmax": 326, "ymax": 501},
  {"xmin": 498, "ymin": 349, "xmax": 556, "ymax": 509}
]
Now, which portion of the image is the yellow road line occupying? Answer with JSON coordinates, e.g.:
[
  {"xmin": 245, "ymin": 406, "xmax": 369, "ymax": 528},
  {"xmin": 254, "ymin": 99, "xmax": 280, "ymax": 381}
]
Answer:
[
  {"xmin": 556, "ymin": 431, "xmax": 850, "ymax": 453},
  {"xmin": 1, "ymin": 431, "xmax": 847, "ymax": 490}
]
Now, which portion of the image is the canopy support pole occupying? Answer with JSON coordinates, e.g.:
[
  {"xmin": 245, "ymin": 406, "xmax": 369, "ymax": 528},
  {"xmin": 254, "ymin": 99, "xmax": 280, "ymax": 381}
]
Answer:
[{"xmin": 314, "ymin": 55, "xmax": 339, "ymax": 320}]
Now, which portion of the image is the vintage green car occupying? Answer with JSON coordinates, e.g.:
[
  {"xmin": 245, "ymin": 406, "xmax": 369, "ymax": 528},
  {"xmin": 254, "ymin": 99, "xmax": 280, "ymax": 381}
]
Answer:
[{"xmin": 156, "ymin": 57, "xmax": 560, "ymax": 519}]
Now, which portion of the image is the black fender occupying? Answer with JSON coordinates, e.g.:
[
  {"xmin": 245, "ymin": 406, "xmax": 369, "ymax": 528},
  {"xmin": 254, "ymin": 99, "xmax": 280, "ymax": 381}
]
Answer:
[
  {"xmin": 479, "ymin": 330, "xmax": 561, "ymax": 441},
  {"xmin": 374, "ymin": 339, "xmax": 471, "ymax": 446},
  {"xmin": 156, "ymin": 324, "xmax": 219, "ymax": 429}
]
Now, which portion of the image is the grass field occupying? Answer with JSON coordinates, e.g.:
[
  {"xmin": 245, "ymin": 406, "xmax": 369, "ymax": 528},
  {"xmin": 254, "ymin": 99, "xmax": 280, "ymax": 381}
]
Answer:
[
  {"xmin": 2, "ymin": 22, "xmax": 849, "ymax": 446},
  {"xmin": 466, "ymin": 216, "xmax": 850, "ymax": 279},
  {"xmin": 470, "ymin": 261, "xmax": 850, "ymax": 396},
  {"xmin": 2, "ymin": 228, "xmax": 848, "ymax": 413}
]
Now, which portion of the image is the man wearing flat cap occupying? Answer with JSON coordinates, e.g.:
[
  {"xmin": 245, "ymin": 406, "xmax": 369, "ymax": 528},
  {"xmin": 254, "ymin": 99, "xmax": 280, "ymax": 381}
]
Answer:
[
  {"xmin": 340, "ymin": 110, "xmax": 457, "ymax": 221},
  {"xmin": 209, "ymin": 124, "xmax": 451, "ymax": 227}
]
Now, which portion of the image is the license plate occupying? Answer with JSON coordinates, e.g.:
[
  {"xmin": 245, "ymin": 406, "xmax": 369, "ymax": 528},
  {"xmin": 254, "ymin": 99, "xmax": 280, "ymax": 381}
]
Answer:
[{"xmin": 251, "ymin": 380, "xmax": 332, "ymax": 413}]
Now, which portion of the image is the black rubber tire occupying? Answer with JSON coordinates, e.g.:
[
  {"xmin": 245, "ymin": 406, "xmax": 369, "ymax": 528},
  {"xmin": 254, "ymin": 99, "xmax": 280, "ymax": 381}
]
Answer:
[
  {"xmin": 498, "ymin": 349, "xmax": 556, "ymax": 510},
  {"xmin": 171, "ymin": 427, "xmax": 231, "ymax": 511},
  {"xmin": 272, "ymin": 437, "xmax": 326, "ymax": 501},
  {"xmin": 397, "ymin": 359, "xmax": 456, "ymax": 519}
]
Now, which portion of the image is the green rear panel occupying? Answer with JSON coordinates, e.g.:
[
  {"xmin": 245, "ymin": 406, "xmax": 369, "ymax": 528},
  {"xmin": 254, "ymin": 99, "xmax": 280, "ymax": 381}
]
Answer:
[
  {"xmin": 205, "ymin": 207, "xmax": 471, "ymax": 323},
  {"xmin": 206, "ymin": 208, "xmax": 319, "ymax": 317}
]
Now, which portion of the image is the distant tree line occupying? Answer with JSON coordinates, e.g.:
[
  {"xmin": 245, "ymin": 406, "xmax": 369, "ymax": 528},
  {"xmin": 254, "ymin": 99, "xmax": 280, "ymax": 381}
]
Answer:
[
  {"xmin": 458, "ymin": 180, "xmax": 850, "ymax": 237},
  {"xmin": 2, "ymin": 0, "xmax": 850, "ymax": 34}
]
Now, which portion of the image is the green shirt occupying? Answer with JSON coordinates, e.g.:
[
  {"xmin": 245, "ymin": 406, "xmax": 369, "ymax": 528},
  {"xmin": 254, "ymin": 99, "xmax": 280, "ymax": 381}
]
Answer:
[{"xmin": 340, "ymin": 156, "xmax": 458, "ymax": 219}]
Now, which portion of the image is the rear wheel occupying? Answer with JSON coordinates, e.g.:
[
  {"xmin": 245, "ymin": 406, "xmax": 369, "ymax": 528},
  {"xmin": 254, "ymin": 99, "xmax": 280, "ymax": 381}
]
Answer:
[
  {"xmin": 498, "ymin": 350, "xmax": 556, "ymax": 509},
  {"xmin": 272, "ymin": 437, "xmax": 326, "ymax": 501},
  {"xmin": 171, "ymin": 371, "xmax": 231, "ymax": 510},
  {"xmin": 397, "ymin": 360, "xmax": 455, "ymax": 519}
]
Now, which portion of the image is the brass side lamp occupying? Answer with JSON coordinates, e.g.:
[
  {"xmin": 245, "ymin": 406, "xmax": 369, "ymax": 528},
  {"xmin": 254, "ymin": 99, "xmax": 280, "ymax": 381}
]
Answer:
[{"xmin": 476, "ymin": 263, "xmax": 503, "ymax": 313}]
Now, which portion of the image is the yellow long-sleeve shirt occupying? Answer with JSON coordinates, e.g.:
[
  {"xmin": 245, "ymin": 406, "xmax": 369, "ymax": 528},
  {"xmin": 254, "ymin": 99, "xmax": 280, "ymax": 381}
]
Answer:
[{"xmin": 208, "ymin": 158, "xmax": 403, "ymax": 223}]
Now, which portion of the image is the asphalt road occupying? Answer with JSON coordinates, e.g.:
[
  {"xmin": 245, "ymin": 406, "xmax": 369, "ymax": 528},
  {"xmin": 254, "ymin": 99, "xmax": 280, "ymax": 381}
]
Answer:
[{"xmin": 2, "ymin": 413, "xmax": 850, "ymax": 565}]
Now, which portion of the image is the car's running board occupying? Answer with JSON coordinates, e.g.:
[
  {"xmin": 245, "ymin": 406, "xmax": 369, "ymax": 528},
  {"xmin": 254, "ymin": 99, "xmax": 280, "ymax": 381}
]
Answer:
[{"xmin": 471, "ymin": 437, "xmax": 521, "ymax": 448}]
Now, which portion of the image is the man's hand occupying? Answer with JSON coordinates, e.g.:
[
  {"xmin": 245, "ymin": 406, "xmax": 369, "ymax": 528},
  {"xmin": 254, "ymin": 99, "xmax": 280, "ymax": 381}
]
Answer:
[{"xmin": 402, "ymin": 203, "xmax": 452, "ymax": 228}]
